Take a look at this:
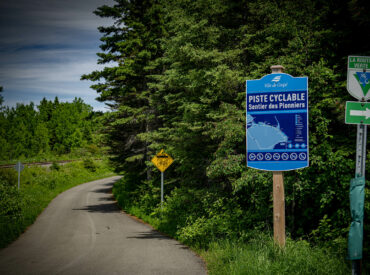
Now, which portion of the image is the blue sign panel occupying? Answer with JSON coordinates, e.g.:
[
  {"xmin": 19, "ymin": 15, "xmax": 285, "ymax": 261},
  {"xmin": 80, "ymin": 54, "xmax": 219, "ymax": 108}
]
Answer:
[{"xmin": 246, "ymin": 73, "xmax": 309, "ymax": 171}]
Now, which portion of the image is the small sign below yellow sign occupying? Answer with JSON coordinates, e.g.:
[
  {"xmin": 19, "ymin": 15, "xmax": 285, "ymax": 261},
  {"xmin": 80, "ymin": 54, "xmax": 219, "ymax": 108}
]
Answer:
[{"xmin": 151, "ymin": 149, "xmax": 174, "ymax": 172}]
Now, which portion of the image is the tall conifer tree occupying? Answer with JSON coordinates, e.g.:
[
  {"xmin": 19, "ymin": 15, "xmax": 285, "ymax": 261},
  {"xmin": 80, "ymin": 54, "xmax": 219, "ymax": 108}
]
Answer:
[
  {"xmin": 82, "ymin": 0, "xmax": 165, "ymax": 177},
  {"xmin": 0, "ymin": 86, "xmax": 3, "ymax": 106}
]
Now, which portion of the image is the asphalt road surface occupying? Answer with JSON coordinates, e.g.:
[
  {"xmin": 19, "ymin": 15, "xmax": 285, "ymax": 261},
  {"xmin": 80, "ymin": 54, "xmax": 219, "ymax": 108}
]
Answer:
[{"xmin": 0, "ymin": 176, "xmax": 206, "ymax": 275}]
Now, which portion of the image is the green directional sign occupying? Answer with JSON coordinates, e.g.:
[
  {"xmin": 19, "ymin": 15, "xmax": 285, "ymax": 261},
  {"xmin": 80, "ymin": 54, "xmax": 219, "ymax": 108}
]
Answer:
[
  {"xmin": 347, "ymin": 56, "xmax": 370, "ymax": 101},
  {"xmin": 345, "ymin": 101, "xmax": 370, "ymax": 125}
]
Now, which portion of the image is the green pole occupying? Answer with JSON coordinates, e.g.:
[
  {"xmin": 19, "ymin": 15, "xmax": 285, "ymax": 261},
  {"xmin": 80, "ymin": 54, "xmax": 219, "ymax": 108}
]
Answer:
[{"xmin": 348, "ymin": 124, "xmax": 367, "ymax": 274}]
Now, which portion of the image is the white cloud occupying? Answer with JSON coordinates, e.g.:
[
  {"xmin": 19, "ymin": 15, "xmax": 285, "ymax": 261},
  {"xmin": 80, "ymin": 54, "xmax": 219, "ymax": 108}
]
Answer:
[{"xmin": 0, "ymin": 0, "xmax": 115, "ymax": 111}]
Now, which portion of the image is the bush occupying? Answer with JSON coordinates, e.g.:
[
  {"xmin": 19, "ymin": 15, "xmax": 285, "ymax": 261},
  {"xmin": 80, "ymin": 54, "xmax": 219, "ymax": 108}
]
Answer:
[
  {"xmin": 0, "ymin": 182, "xmax": 22, "ymax": 221},
  {"xmin": 83, "ymin": 159, "xmax": 97, "ymax": 172},
  {"xmin": 86, "ymin": 144, "xmax": 100, "ymax": 155},
  {"xmin": 0, "ymin": 168, "xmax": 17, "ymax": 186},
  {"xmin": 50, "ymin": 162, "xmax": 60, "ymax": 171},
  {"xmin": 112, "ymin": 172, "xmax": 352, "ymax": 274},
  {"xmin": 0, "ymin": 181, "xmax": 23, "ymax": 245}
]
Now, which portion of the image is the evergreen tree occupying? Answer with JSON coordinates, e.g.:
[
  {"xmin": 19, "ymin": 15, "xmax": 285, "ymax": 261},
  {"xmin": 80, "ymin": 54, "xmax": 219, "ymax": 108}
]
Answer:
[
  {"xmin": 38, "ymin": 97, "xmax": 54, "ymax": 123},
  {"xmin": 147, "ymin": 0, "xmax": 247, "ymax": 187},
  {"xmin": 0, "ymin": 86, "xmax": 8, "ymax": 159},
  {"xmin": 82, "ymin": 0, "xmax": 165, "ymax": 176},
  {"xmin": 0, "ymin": 86, "xmax": 3, "ymax": 106}
]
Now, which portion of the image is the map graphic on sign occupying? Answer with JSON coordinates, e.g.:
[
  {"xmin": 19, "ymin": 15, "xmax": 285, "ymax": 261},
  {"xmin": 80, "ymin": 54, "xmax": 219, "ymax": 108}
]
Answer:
[
  {"xmin": 151, "ymin": 149, "xmax": 174, "ymax": 172},
  {"xmin": 246, "ymin": 73, "xmax": 309, "ymax": 171},
  {"xmin": 247, "ymin": 115, "xmax": 288, "ymax": 150}
]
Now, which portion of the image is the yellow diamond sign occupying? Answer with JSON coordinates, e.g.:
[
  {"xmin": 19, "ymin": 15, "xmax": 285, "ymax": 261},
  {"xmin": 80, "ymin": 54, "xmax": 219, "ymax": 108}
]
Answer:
[{"xmin": 151, "ymin": 149, "xmax": 174, "ymax": 172}]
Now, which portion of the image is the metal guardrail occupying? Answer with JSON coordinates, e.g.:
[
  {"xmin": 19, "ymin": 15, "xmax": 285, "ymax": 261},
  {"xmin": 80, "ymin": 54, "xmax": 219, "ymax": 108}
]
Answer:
[{"xmin": 0, "ymin": 160, "xmax": 76, "ymax": 169}]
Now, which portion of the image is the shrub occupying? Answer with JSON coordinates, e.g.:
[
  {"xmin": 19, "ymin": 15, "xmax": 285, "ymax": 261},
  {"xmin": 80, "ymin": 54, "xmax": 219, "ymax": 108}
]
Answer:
[
  {"xmin": 0, "ymin": 168, "xmax": 17, "ymax": 186},
  {"xmin": 0, "ymin": 182, "xmax": 22, "ymax": 221},
  {"xmin": 83, "ymin": 159, "xmax": 97, "ymax": 172},
  {"xmin": 86, "ymin": 144, "xmax": 100, "ymax": 155},
  {"xmin": 50, "ymin": 162, "xmax": 60, "ymax": 171}
]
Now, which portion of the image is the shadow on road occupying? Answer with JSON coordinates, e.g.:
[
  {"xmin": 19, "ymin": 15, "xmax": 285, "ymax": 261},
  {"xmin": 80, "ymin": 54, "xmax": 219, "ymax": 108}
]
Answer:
[
  {"xmin": 92, "ymin": 187, "xmax": 112, "ymax": 194},
  {"xmin": 72, "ymin": 202, "xmax": 120, "ymax": 213},
  {"xmin": 127, "ymin": 230, "xmax": 170, "ymax": 240},
  {"xmin": 175, "ymin": 243, "xmax": 190, "ymax": 250},
  {"xmin": 102, "ymin": 181, "xmax": 116, "ymax": 186},
  {"xmin": 99, "ymin": 196, "xmax": 116, "ymax": 201},
  {"xmin": 127, "ymin": 230, "xmax": 191, "ymax": 250}
]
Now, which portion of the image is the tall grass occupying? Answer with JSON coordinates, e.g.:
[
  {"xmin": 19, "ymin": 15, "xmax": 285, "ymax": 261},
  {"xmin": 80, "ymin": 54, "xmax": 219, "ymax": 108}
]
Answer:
[
  {"xmin": 202, "ymin": 235, "xmax": 350, "ymax": 275},
  {"xmin": 0, "ymin": 159, "xmax": 115, "ymax": 248}
]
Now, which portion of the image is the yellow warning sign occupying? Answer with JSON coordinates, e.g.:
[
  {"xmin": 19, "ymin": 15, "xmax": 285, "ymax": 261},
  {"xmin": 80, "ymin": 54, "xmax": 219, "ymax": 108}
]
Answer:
[{"xmin": 151, "ymin": 149, "xmax": 174, "ymax": 172}]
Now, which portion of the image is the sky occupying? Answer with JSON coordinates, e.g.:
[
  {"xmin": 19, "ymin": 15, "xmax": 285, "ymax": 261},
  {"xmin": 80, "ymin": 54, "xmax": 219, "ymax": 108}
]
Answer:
[{"xmin": 0, "ymin": 0, "xmax": 115, "ymax": 112}]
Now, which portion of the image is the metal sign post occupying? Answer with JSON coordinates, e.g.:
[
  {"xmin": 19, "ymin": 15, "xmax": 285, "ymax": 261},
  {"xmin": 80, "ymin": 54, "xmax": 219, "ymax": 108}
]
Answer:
[
  {"xmin": 151, "ymin": 149, "xmax": 174, "ymax": 208},
  {"xmin": 355, "ymin": 125, "xmax": 367, "ymax": 177},
  {"xmin": 14, "ymin": 161, "xmax": 24, "ymax": 190},
  {"xmin": 345, "ymin": 56, "xmax": 369, "ymax": 275},
  {"xmin": 161, "ymin": 172, "xmax": 164, "ymax": 206},
  {"xmin": 246, "ymin": 65, "xmax": 309, "ymax": 247},
  {"xmin": 348, "ymin": 124, "xmax": 367, "ymax": 275}
]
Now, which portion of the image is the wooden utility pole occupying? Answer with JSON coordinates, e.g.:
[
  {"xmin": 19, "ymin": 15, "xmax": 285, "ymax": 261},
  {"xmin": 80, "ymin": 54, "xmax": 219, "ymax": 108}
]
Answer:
[{"xmin": 271, "ymin": 65, "xmax": 286, "ymax": 247}]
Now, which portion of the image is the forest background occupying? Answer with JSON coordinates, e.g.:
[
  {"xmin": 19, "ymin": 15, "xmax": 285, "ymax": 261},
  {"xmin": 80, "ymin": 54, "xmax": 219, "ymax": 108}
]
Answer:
[
  {"xmin": 1, "ymin": 0, "xmax": 370, "ymax": 273},
  {"xmin": 0, "ymin": 94, "xmax": 105, "ymax": 163},
  {"xmin": 82, "ymin": 0, "xmax": 370, "ymax": 271}
]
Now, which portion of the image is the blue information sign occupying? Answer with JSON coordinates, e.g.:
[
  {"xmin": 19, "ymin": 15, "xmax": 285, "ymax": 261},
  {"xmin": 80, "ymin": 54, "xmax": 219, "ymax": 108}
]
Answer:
[{"xmin": 246, "ymin": 73, "xmax": 309, "ymax": 171}]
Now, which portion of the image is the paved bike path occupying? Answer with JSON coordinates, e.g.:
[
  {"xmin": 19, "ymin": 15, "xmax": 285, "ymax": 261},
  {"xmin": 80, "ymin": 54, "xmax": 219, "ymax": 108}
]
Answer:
[{"xmin": 0, "ymin": 176, "xmax": 206, "ymax": 275}]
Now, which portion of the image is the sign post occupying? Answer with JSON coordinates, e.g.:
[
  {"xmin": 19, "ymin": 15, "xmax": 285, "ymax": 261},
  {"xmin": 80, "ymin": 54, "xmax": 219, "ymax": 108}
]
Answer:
[
  {"xmin": 346, "ymin": 56, "xmax": 370, "ymax": 275},
  {"xmin": 273, "ymin": 170, "xmax": 285, "ymax": 246},
  {"xmin": 151, "ymin": 149, "xmax": 174, "ymax": 207},
  {"xmin": 246, "ymin": 65, "xmax": 309, "ymax": 247},
  {"xmin": 14, "ymin": 161, "xmax": 24, "ymax": 190}
]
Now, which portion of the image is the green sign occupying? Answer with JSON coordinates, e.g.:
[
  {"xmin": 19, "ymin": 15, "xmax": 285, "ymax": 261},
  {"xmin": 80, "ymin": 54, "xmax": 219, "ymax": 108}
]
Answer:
[
  {"xmin": 345, "ymin": 101, "xmax": 370, "ymax": 125},
  {"xmin": 348, "ymin": 56, "xmax": 370, "ymax": 69},
  {"xmin": 347, "ymin": 56, "xmax": 370, "ymax": 101}
]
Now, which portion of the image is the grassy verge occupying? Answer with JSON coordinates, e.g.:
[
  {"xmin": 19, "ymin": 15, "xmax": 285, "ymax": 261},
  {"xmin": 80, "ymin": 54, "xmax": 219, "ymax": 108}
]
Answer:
[
  {"xmin": 112, "ymin": 176, "xmax": 350, "ymax": 274},
  {"xmin": 201, "ymin": 237, "xmax": 349, "ymax": 275},
  {"xmin": 0, "ymin": 146, "xmax": 110, "ymax": 165},
  {"xmin": 0, "ymin": 159, "xmax": 115, "ymax": 248}
]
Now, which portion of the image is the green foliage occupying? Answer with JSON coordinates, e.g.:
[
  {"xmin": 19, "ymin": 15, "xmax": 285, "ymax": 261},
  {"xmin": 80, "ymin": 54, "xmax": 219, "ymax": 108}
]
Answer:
[
  {"xmin": 113, "ymin": 177, "xmax": 349, "ymax": 273},
  {"xmin": 0, "ymin": 86, "xmax": 3, "ymax": 106},
  {"xmin": 83, "ymin": 159, "xmax": 97, "ymax": 172},
  {"xmin": 0, "ymin": 160, "xmax": 115, "ymax": 248},
  {"xmin": 92, "ymin": 0, "xmax": 370, "ymax": 272},
  {"xmin": 0, "ymin": 167, "xmax": 17, "ymax": 186},
  {"xmin": 50, "ymin": 162, "xmax": 60, "ymax": 171},
  {"xmin": 202, "ymin": 236, "xmax": 350, "ymax": 275},
  {"xmin": 0, "ymin": 97, "xmax": 104, "ymax": 162},
  {"xmin": 82, "ymin": 0, "xmax": 165, "ymax": 177},
  {"xmin": 0, "ymin": 182, "xmax": 22, "ymax": 222},
  {"xmin": 0, "ymin": 182, "xmax": 23, "ymax": 246}
]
